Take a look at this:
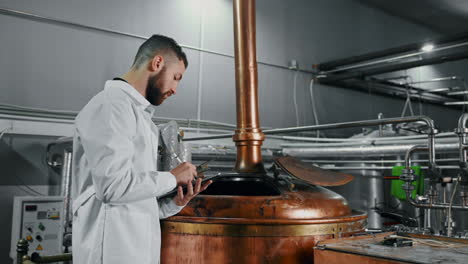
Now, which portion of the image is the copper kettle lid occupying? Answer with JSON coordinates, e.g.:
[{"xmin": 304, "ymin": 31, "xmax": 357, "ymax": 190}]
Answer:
[{"xmin": 274, "ymin": 156, "xmax": 354, "ymax": 186}]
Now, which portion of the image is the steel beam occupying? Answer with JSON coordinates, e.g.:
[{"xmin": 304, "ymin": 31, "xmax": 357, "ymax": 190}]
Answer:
[
  {"xmin": 318, "ymin": 31, "xmax": 468, "ymax": 71},
  {"xmin": 319, "ymin": 50, "xmax": 468, "ymax": 83}
]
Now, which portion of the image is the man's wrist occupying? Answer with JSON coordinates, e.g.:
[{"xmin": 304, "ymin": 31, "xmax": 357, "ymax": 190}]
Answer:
[{"xmin": 169, "ymin": 172, "xmax": 178, "ymax": 186}]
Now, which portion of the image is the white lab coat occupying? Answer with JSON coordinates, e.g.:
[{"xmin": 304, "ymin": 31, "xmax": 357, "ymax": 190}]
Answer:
[{"xmin": 71, "ymin": 80, "xmax": 184, "ymax": 264}]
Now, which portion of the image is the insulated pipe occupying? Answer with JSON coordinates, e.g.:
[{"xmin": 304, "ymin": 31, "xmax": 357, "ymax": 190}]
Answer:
[
  {"xmin": 185, "ymin": 115, "xmax": 438, "ymax": 169},
  {"xmin": 186, "ymin": 115, "xmax": 435, "ymax": 139},
  {"xmin": 268, "ymin": 116, "xmax": 435, "ymax": 135},
  {"xmin": 280, "ymin": 132, "xmax": 456, "ymax": 142},
  {"xmin": 281, "ymin": 137, "xmax": 458, "ymax": 148},
  {"xmin": 456, "ymin": 113, "xmax": 468, "ymax": 164},
  {"xmin": 283, "ymin": 143, "xmax": 457, "ymax": 158},
  {"xmin": 232, "ymin": 0, "xmax": 265, "ymax": 173}
]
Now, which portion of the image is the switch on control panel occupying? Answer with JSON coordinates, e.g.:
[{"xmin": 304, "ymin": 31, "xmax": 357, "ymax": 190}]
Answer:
[{"xmin": 10, "ymin": 196, "xmax": 64, "ymax": 261}]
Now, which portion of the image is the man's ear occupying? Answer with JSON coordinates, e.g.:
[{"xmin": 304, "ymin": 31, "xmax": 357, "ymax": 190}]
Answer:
[{"xmin": 150, "ymin": 55, "xmax": 164, "ymax": 73}]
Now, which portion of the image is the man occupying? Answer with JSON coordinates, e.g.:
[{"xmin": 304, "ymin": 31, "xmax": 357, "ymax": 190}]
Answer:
[{"xmin": 71, "ymin": 34, "xmax": 210, "ymax": 264}]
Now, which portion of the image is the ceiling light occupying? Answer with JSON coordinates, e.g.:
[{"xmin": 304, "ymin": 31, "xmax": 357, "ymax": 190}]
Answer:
[
  {"xmin": 448, "ymin": 91, "xmax": 468, "ymax": 96},
  {"xmin": 445, "ymin": 101, "xmax": 468, "ymax": 105},
  {"xmin": 421, "ymin": 44, "xmax": 434, "ymax": 52}
]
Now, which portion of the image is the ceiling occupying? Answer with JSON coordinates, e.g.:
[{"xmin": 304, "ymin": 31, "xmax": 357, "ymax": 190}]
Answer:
[{"xmin": 357, "ymin": 0, "xmax": 468, "ymax": 34}]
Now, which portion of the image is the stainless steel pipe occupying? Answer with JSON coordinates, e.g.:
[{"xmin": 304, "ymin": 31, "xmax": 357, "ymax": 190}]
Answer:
[
  {"xmin": 405, "ymin": 145, "xmax": 428, "ymax": 169},
  {"xmin": 59, "ymin": 149, "xmax": 73, "ymax": 249},
  {"xmin": 185, "ymin": 115, "xmax": 438, "ymax": 169},
  {"xmin": 270, "ymin": 116, "xmax": 435, "ymax": 135},
  {"xmin": 405, "ymin": 191, "xmax": 468, "ymax": 210},
  {"xmin": 456, "ymin": 113, "xmax": 468, "ymax": 164},
  {"xmin": 281, "ymin": 136, "xmax": 457, "ymax": 148},
  {"xmin": 185, "ymin": 115, "xmax": 435, "ymax": 140},
  {"xmin": 282, "ymin": 143, "xmax": 457, "ymax": 158}
]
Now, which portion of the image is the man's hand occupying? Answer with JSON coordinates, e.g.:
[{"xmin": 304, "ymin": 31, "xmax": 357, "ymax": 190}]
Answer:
[
  {"xmin": 170, "ymin": 162, "xmax": 197, "ymax": 185},
  {"xmin": 173, "ymin": 178, "xmax": 212, "ymax": 206}
]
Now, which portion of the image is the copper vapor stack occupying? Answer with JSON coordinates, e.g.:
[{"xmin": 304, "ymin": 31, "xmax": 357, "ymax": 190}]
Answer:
[
  {"xmin": 232, "ymin": 0, "xmax": 265, "ymax": 173},
  {"xmin": 161, "ymin": 1, "xmax": 366, "ymax": 263}
]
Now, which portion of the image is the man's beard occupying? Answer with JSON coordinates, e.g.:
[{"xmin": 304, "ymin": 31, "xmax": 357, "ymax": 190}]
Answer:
[{"xmin": 145, "ymin": 68, "xmax": 166, "ymax": 106}]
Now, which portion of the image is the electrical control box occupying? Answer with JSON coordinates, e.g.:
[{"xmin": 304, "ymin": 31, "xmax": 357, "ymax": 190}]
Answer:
[{"xmin": 10, "ymin": 196, "xmax": 64, "ymax": 262}]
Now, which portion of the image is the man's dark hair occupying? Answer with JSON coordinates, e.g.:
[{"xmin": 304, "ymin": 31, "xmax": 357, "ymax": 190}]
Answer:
[{"xmin": 132, "ymin": 34, "xmax": 188, "ymax": 69}]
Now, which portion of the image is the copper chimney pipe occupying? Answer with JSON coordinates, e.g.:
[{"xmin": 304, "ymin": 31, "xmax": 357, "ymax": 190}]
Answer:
[{"xmin": 232, "ymin": 0, "xmax": 265, "ymax": 173}]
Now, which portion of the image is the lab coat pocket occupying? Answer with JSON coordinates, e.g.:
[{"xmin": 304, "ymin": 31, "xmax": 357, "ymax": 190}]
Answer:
[{"xmin": 103, "ymin": 205, "xmax": 152, "ymax": 263}]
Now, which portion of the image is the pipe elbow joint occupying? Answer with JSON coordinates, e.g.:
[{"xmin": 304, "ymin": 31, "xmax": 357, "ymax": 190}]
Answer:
[
  {"xmin": 405, "ymin": 190, "xmax": 420, "ymax": 207},
  {"xmin": 457, "ymin": 113, "xmax": 468, "ymax": 130},
  {"xmin": 418, "ymin": 115, "xmax": 435, "ymax": 130}
]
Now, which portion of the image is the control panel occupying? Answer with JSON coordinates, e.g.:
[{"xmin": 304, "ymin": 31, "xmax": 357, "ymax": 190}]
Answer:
[{"xmin": 10, "ymin": 196, "xmax": 64, "ymax": 261}]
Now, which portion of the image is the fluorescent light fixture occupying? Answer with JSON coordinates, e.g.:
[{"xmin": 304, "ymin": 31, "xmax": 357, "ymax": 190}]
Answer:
[
  {"xmin": 428, "ymin": 87, "xmax": 451, "ymax": 92},
  {"xmin": 421, "ymin": 43, "xmax": 434, "ymax": 52},
  {"xmin": 420, "ymin": 86, "xmax": 459, "ymax": 93},
  {"xmin": 445, "ymin": 101, "xmax": 468, "ymax": 105},
  {"xmin": 448, "ymin": 91, "xmax": 468, "ymax": 96}
]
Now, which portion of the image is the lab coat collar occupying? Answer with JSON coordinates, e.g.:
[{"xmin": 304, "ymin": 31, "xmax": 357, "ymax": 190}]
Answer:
[{"xmin": 106, "ymin": 80, "xmax": 156, "ymax": 115}]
